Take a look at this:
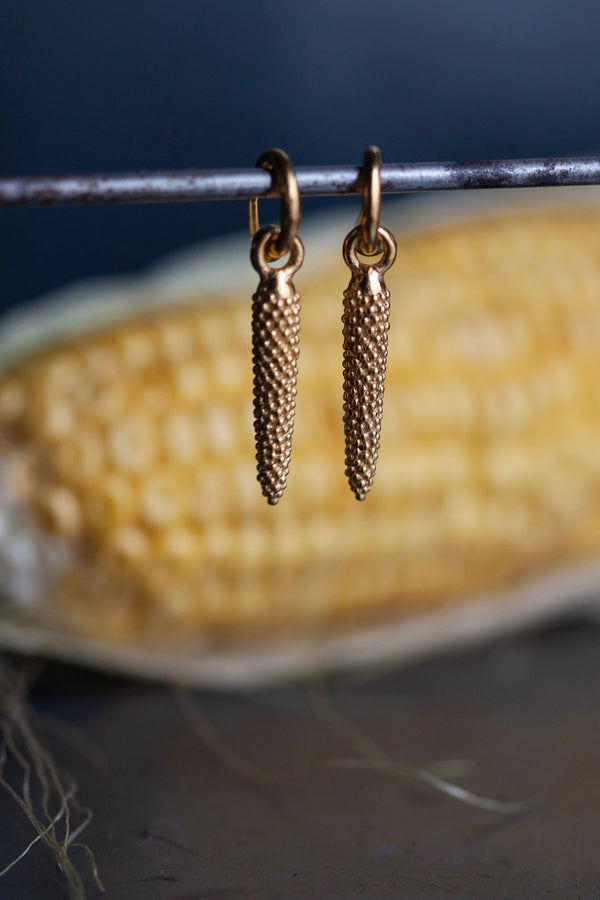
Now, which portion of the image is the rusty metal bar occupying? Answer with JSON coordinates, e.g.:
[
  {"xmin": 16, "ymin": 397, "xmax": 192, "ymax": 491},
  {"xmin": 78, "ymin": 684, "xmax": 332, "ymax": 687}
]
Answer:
[{"xmin": 1, "ymin": 157, "xmax": 600, "ymax": 208}]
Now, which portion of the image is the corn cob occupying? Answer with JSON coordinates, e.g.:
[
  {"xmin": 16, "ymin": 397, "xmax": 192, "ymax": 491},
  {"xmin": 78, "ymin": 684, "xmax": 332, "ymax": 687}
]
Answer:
[{"xmin": 3, "ymin": 210, "xmax": 600, "ymax": 644}]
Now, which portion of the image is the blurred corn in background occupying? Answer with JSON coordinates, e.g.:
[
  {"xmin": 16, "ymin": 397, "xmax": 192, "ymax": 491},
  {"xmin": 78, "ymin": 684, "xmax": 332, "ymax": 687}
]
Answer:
[{"xmin": 2, "ymin": 203, "xmax": 600, "ymax": 648}]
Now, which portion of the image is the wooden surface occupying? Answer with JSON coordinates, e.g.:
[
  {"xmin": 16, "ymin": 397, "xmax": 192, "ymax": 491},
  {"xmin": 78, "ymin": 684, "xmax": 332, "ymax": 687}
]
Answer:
[{"xmin": 1, "ymin": 621, "xmax": 599, "ymax": 898}]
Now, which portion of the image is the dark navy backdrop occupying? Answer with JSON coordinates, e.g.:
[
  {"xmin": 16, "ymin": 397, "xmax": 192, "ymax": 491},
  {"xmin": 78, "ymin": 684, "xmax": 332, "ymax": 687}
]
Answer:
[{"xmin": 1, "ymin": 0, "xmax": 600, "ymax": 309}]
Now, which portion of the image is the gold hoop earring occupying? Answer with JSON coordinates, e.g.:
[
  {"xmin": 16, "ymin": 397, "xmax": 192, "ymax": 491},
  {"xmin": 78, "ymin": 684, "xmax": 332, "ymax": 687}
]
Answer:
[
  {"xmin": 249, "ymin": 149, "xmax": 304, "ymax": 505},
  {"xmin": 342, "ymin": 146, "xmax": 397, "ymax": 500}
]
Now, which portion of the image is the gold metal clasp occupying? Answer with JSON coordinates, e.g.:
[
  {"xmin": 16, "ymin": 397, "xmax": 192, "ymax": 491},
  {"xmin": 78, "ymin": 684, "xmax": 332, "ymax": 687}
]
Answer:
[
  {"xmin": 249, "ymin": 148, "xmax": 301, "ymax": 262},
  {"xmin": 358, "ymin": 145, "xmax": 383, "ymax": 256}
]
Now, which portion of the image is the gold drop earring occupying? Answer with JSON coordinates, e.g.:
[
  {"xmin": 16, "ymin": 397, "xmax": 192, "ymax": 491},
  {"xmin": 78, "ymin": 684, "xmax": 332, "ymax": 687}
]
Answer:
[
  {"xmin": 249, "ymin": 149, "xmax": 304, "ymax": 505},
  {"xmin": 341, "ymin": 146, "xmax": 397, "ymax": 500}
]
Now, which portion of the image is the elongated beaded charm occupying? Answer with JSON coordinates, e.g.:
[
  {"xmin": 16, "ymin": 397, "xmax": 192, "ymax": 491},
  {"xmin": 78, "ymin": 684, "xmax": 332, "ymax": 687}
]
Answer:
[
  {"xmin": 248, "ymin": 148, "xmax": 303, "ymax": 505},
  {"xmin": 251, "ymin": 225, "xmax": 304, "ymax": 504},
  {"xmin": 342, "ymin": 223, "xmax": 397, "ymax": 500},
  {"xmin": 341, "ymin": 146, "xmax": 397, "ymax": 500}
]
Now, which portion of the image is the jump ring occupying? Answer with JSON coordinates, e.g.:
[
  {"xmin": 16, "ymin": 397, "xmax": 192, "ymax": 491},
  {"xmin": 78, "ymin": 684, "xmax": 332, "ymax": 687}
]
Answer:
[
  {"xmin": 343, "ymin": 224, "xmax": 396, "ymax": 275},
  {"xmin": 250, "ymin": 225, "xmax": 305, "ymax": 278}
]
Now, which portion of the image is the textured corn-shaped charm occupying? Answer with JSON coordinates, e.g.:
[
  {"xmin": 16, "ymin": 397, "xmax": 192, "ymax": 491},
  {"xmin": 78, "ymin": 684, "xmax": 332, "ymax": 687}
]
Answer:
[
  {"xmin": 342, "ymin": 225, "xmax": 397, "ymax": 500},
  {"xmin": 251, "ymin": 225, "xmax": 304, "ymax": 505}
]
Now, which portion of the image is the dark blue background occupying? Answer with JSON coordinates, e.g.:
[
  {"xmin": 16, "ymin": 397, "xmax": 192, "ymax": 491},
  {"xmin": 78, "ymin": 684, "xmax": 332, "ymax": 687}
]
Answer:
[{"xmin": 1, "ymin": 0, "xmax": 600, "ymax": 310}]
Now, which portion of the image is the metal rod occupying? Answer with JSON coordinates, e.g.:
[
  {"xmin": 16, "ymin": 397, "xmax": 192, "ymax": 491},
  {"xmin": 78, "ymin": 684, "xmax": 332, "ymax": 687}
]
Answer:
[{"xmin": 1, "ymin": 157, "xmax": 600, "ymax": 208}]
